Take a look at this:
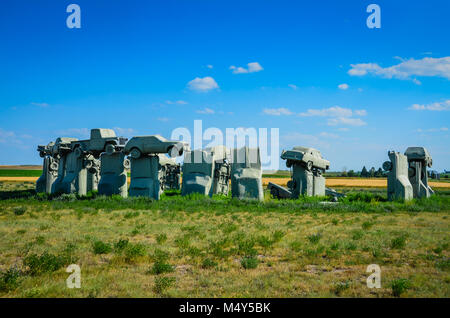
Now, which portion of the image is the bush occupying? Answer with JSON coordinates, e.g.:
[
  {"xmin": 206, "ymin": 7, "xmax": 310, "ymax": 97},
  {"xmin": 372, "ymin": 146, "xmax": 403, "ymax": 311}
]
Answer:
[
  {"xmin": 435, "ymin": 258, "xmax": 450, "ymax": 271},
  {"xmin": 124, "ymin": 243, "xmax": 147, "ymax": 260},
  {"xmin": 362, "ymin": 221, "xmax": 374, "ymax": 230},
  {"xmin": 272, "ymin": 230, "xmax": 285, "ymax": 242},
  {"xmin": 153, "ymin": 276, "xmax": 175, "ymax": 294},
  {"xmin": 345, "ymin": 242, "xmax": 357, "ymax": 251},
  {"xmin": 342, "ymin": 192, "xmax": 385, "ymax": 203},
  {"xmin": 391, "ymin": 278, "xmax": 411, "ymax": 297},
  {"xmin": 92, "ymin": 240, "xmax": 112, "ymax": 254},
  {"xmin": 156, "ymin": 234, "xmax": 167, "ymax": 244},
  {"xmin": 352, "ymin": 230, "xmax": 364, "ymax": 240},
  {"xmin": 201, "ymin": 258, "xmax": 218, "ymax": 269},
  {"xmin": 23, "ymin": 252, "xmax": 68, "ymax": 275},
  {"xmin": 391, "ymin": 235, "xmax": 407, "ymax": 249},
  {"xmin": 256, "ymin": 235, "xmax": 273, "ymax": 249},
  {"xmin": 113, "ymin": 239, "xmax": 129, "ymax": 252},
  {"xmin": 0, "ymin": 267, "xmax": 22, "ymax": 291},
  {"xmin": 241, "ymin": 256, "xmax": 259, "ymax": 269},
  {"xmin": 307, "ymin": 233, "xmax": 322, "ymax": 244},
  {"xmin": 174, "ymin": 235, "xmax": 191, "ymax": 249},
  {"xmin": 333, "ymin": 281, "xmax": 350, "ymax": 296},
  {"xmin": 13, "ymin": 207, "xmax": 26, "ymax": 216},
  {"xmin": 152, "ymin": 249, "xmax": 169, "ymax": 262},
  {"xmin": 237, "ymin": 239, "xmax": 257, "ymax": 256},
  {"xmin": 35, "ymin": 236, "xmax": 45, "ymax": 245},
  {"xmin": 330, "ymin": 242, "xmax": 340, "ymax": 250},
  {"xmin": 150, "ymin": 262, "xmax": 174, "ymax": 275}
]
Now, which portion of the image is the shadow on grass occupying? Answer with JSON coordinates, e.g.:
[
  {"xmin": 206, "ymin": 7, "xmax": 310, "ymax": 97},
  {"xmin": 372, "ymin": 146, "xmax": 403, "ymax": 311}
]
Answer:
[
  {"xmin": 0, "ymin": 189, "xmax": 36, "ymax": 200},
  {"xmin": 0, "ymin": 186, "xmax": 449, "ymax": 214}
]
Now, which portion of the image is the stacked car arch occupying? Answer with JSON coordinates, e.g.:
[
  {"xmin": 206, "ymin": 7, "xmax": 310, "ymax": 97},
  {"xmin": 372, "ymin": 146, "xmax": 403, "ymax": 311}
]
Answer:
[{"xmin": 36, "ymin": 128, "xmax": 435, "ymax": 202}]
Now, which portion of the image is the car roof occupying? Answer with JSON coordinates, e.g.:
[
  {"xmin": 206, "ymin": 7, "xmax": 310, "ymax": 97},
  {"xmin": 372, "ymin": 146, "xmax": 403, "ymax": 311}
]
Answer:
[
  {"xmin": 292, "ymin": 146, "xmax": 319, "ymax": 154},
  {"xmin": 130, "ymin": 135, "xmax": 168, "ymax": 142}
]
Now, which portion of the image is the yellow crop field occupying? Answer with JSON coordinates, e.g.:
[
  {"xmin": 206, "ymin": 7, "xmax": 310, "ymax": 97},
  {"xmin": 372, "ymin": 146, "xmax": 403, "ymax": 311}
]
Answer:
[
  {"xmin": 1, "ymin": 176, "xmax": 449, "ymax": 188},
  {"xmin": 263, "ymin": 177, "xmax": 450, "ymax": 188}
]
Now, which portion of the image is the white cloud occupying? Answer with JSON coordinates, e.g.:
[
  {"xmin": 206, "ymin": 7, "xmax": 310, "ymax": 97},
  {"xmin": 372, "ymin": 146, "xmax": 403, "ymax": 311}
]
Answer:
[
  {"xmin": 248, "ymin": 62, "xmax": 263, "ymax": 72},
  {"xmin": 196, "ymin": 107, "xmax": 215, "ymax": 114},
  {"xmin": 338, "ymin": 83, "xmax": 349, "ymax": 90},
  {"xmin": 319, "ymin": 132, "xmax": 340, "ymax": 139},
  {"xmin": 0, "ymin": 129, "xmax": 16, "ymax": 143},
  {"xmin": 262, "ymin": 105, "xmax": 367, "ymax": 126},
  {"xmin": 348, "ymin": 57, "xmax": 450, "ymax": 83},
  {"xmin": 288, "ymin": 84, "xmax": 298, "ymax": 90},
  {"xmin": 206, "ymin": 65, "xmax": 213, "ymax": 69},
  {"xmin": 229, "ymin": 66, "xmax": 247, "ymax": 74},
  {"xmin": 299, "ymin": 106, "xmax": 367, "ymax": 119},
  {"xmin": 298, "ymin": 106, "xmax": 367, "ymax": 127},
  {"xmin": 165, "ymin": 100, "xmax": 188, "ymax": 105},
  {"xmin": 263, "ymin": 108, "xmax": 293, "ymax": 116},
  {"xmin": 409, "ymin": 100, "xmax": 450, "ymax": 111},
  {"xmin": 187, "ymin": 77, "xmax": 219, "ymax": 92},
  {"xmin": 157, "ymin": 117, "xmax": 169, "ymax": 122},
  {"xmin": 328, "ymin": 117, "xmax": 367, "ymax": 127},
  {"xmin": 299, "ymin": 106, "xmax": 353, "ymax": 118},
  {"xmin": 416, "ymin": 127, "xmax": 448, "ymax": 132},
  {"xmin": 354, "ymin": 109, "xmax": 367, "ymax": 116},
  {"xmin": 230, "ymin": 62, "xmax": 263, "ymax": 74},
  {"xmin": 113, "ymin": 127, "xmax": 136, "ymax": 136},
  {"xmin": 31, "ymin": 102, "xmax": 49, "ymax": 108},
  {"xmin": 281, "ymin": 132, "xmax": 332, "ymax": 150},
  {"xmin": 0, "ymin": 129, "xmax": 33, "ymax": 149},
  {"xmin": 56, "ymin": 128, "xmax": 90, "ymax": 138}
]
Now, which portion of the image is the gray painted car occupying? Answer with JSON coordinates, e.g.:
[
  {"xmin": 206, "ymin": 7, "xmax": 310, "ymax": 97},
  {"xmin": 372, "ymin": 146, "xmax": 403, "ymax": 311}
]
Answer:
[
  {"xmin": 281, "ymin": 146, "xmax": 330, "ymax": 171},
  {"xmin": 123, "ymin": 135, "xmax": 185, "ymax": 159}
]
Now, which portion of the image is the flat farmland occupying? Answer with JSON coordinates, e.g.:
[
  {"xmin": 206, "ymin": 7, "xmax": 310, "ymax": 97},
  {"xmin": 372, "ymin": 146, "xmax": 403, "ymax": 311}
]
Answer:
[
  {"xmin": 0, "ymin": 180, "xmax": 449, "ymax": 298},
  {"xmin": 1, "ymin": 175, "xmax": 449, "ymax": 189}
]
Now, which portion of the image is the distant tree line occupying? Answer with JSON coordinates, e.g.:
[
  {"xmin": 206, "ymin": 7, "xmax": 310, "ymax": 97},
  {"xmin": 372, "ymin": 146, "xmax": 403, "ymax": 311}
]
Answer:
[{"xmin": 339, "ymin": 166, "xmax": 386, "ymax": 178}]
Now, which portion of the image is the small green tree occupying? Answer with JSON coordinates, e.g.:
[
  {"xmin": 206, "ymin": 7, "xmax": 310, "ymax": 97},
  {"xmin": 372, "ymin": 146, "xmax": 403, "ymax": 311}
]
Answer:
[
  {"xmin": 369, "ymin": 167, "xmax": 375, "ymax": 178},
  {"xmin": 361, "ymin": 166, "xmax": 368, "ymax": 177},
  {"xmin": 376, "ymin": 167, "xmax": 383, "ymax": 177}
]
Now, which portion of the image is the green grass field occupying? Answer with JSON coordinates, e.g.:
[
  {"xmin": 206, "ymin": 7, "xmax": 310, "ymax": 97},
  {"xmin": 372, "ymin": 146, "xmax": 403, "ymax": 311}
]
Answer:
[
  {"xmin": 0, "ymin": 181, "xmax": 449, "ymax": 298},
  {"xmin": 0, "ymin": 170, "xmax": 43, "ymax": 177}
]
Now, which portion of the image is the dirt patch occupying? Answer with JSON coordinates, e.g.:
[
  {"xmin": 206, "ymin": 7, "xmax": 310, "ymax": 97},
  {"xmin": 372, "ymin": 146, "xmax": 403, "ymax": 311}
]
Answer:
[{"xmin": 0, "ymin": 165, "xmax": 41, "ymax": 170}]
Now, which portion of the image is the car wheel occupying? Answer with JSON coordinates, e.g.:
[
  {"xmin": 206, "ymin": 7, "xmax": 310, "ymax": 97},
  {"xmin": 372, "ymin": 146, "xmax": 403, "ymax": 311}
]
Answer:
[
  {"xmin": 382, "ymin": 161, "xmax": 392, "ymax": 171},
  {"xmin": 408, "ymin": 167, "xmax": 416, "ymax": 178},
  {"xmin": 270, "ymin": 187, "xmax": 279, "ymax": 198},
  {"xmin": 130, "ymin": 147, "xmax": 142, "ymax": 159},
  {"xmin": 105, "ymin": 144, "xmax": 115, "ymax": 155},
  {"xmin": 168, "ymin": 143, "xmax": 183, "ymax": 158},
  {"xmin": 84, "ymin": 160, "xmax": 93, "ymax": 169},
  {"xmin": 50, "ymin": 162, "xmax": 59, "ymax": 171},
  {"xmin": 74, "ymin": 147, "xmax": 83, "ymax": 158},
  {"xmin": 123, "ymin": 159, "xmax": 130, "ymax": 169}
]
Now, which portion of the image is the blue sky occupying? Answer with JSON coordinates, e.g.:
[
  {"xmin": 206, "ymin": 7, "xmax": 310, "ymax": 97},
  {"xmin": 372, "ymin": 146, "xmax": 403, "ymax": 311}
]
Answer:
[{"xmin": 0, "ymin": 0, "xmax": 449, "ymax": 171}]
